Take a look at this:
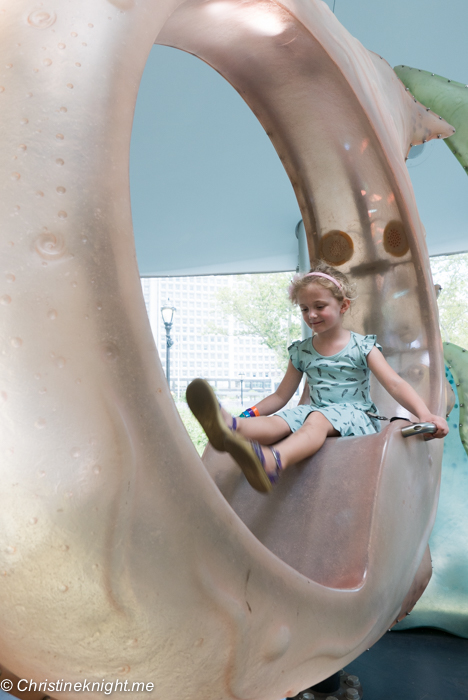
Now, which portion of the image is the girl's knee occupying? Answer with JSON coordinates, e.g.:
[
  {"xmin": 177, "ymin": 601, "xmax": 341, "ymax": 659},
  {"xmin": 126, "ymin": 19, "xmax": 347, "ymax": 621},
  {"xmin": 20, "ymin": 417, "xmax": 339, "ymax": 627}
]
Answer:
[
  {"xmin": 303, "ymin": 412, "xmax": 338, "ymax": 437},
  {"xmin": 237, "ymin": 414, "xmax": 291, "ymax": 443}
]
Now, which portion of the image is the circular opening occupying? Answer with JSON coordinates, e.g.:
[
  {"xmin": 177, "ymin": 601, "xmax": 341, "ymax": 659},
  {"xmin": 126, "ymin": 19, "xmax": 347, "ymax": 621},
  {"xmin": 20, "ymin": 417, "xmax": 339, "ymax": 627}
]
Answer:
[{"xmin": 131, "ymin": 46, "xmax": 300, "ymax": 277}]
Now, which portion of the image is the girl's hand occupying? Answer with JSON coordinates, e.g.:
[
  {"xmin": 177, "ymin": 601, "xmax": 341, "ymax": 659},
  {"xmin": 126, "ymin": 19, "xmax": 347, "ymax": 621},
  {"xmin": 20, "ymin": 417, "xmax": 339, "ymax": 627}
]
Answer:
[
  {"xmin": 367, "ymin": 349, "xmax": 449, "ymax": 441},
  {"xmin": 418, "ymin": 414, "xmax": 449, "ymax": 440}
]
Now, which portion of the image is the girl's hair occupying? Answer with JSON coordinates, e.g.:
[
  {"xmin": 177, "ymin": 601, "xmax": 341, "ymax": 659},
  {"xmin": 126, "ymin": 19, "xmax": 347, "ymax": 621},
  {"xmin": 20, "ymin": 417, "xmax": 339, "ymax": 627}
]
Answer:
[{"xmin": 288, "ymin": 261, "xmax": 356, "ymax": 305}]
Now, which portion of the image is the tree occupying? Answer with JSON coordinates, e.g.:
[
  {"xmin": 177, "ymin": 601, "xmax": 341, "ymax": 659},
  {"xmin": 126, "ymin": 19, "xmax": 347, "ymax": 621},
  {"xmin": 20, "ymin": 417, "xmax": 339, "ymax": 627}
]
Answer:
[
  {"xmin": 212, "ymin": 273, "xmax": 302, "ymax": 371},
  {"xmin": 430, "ymin": 253, "xmax": 468, "ymax": 350},
  {"xmin": 205, "ymin": 257, "xmax": 468, "ymax": 372}
]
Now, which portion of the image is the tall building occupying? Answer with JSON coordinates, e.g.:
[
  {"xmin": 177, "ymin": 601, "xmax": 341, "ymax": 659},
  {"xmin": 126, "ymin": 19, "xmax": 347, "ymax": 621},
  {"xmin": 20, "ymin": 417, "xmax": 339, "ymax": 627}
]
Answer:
[{"xmin": 141, "ymin": 275, "xmax": 292, "ymax": 405}]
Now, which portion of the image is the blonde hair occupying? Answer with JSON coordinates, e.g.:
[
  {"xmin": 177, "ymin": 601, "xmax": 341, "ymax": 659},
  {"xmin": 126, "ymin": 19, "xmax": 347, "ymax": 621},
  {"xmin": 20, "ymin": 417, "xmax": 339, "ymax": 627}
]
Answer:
[{"xmin": 288, "ymin": 261, "xmax": 356, "ymax": 305}]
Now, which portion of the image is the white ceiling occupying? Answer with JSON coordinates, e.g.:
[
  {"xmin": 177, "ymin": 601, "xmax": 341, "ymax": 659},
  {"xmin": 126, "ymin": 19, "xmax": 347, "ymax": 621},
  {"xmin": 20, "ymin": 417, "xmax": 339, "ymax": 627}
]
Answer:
[{"xmin": 130, "ymin": 0, "xmax": 468, "ymax": 277}]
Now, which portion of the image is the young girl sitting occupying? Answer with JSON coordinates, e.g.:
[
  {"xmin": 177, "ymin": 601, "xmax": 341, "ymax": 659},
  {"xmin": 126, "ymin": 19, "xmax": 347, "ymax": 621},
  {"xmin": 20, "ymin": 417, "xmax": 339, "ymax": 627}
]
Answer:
[{"xmin": 186, "ymin": 262, "xmax": 448, "ymax": 493}]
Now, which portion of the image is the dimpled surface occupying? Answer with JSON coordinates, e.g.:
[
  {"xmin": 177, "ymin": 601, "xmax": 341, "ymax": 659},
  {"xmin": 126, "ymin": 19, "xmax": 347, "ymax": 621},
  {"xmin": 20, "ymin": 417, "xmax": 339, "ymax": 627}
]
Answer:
[{"xmin": 0, "ymin": 1, "xmax": 449, "ymax": 698}]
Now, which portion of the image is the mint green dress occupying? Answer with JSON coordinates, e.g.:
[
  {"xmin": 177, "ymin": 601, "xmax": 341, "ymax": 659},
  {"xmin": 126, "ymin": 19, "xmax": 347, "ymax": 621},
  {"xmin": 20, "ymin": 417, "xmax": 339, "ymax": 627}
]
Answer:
[{"xmin": 275, "ymin": 332, "xmax": 383, "ymax": 436}]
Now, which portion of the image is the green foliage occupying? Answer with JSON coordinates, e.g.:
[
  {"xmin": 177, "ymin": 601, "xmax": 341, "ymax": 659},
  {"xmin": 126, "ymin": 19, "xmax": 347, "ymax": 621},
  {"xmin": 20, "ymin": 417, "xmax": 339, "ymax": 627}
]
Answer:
[
  {"xmin": 205, "ymin": 262, "xmax": 468, "ymax": 364},
  {"xmin": 209, "ymin": 273, "xmax": 301, "ymax": 372},
  {"xmin": 431, "ymin": 253, "xmax": 468, "ymax": 349},
  {"xmin": 176, "ymin": 402, "xmax": 208, "ymax": 456}
]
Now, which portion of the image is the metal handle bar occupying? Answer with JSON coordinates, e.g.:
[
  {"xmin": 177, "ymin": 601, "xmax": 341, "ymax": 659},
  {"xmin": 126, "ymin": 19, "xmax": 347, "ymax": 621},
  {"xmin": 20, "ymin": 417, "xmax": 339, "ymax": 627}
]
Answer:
[{"xmin": 401, "ymin": 422, "xmax": 437, "ymax": 438}]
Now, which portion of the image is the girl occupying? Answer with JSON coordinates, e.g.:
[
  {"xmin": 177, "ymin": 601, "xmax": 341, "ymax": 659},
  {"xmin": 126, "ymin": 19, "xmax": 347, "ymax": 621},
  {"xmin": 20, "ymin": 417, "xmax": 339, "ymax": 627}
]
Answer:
[{"xmin": 186, "ymin": 262, "xmax": 448, "ymax": 493}]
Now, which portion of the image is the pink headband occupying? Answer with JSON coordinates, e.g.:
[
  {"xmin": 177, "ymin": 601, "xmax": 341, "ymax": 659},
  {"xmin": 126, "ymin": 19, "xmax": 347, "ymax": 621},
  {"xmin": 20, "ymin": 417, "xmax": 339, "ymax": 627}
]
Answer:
[{"xmin": 305, "ymin": 271, "xmax": 344, "ymax": 293}]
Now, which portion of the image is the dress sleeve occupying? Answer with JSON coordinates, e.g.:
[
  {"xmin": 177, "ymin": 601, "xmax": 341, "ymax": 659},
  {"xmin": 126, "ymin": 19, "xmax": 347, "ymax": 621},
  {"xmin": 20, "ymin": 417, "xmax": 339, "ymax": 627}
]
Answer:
[
  {"xmin": 360, "ymin": 334, "xmax": 383, "ymax": 357},
  {"xmin": 288, "ymin": 340, "xmax": 303, "ymax": 372}
]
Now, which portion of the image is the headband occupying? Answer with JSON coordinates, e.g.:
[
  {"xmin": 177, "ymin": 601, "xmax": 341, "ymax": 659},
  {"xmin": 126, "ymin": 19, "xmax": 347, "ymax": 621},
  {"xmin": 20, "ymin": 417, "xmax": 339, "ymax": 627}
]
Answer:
[{"xmin": 305, "ymin": 271, "xmax": 344, "ymax": 293}]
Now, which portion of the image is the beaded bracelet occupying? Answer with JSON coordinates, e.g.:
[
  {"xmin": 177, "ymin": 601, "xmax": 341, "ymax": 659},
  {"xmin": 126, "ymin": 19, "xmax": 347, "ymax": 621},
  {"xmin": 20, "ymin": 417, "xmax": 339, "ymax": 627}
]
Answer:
[{"xmin": 239, "ymin": 406, "xmax": 260, "ymax": 418}]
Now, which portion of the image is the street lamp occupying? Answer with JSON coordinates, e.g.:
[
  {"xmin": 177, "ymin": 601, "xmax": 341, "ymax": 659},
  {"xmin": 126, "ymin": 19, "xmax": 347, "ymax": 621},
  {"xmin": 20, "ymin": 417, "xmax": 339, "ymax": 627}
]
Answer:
[
  {"xmin": 161, "ymin": 299, "xmax": 176, "ymax": 389},
  {"xmin": 239, "ymin": 371, "xmax": 245, "ymax": 406}
]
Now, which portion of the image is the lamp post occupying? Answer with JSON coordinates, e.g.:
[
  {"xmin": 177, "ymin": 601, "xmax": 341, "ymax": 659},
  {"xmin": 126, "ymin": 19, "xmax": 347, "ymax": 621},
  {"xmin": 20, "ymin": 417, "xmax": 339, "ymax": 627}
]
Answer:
[
  {"xmin": 161, "ymin": 300, "xmax": 176, "ymax": 389},
  {"xmin": 239, "ymin": 371, "xmax": 245, "ymax": 406}
]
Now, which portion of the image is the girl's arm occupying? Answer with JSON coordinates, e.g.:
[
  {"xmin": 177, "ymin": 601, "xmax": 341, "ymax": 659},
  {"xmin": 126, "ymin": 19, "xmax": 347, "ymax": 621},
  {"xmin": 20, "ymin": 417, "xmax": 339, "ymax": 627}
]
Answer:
[
  {"xmin": 253, "ymin": 361, "xmax": 303, "ymax": 416},
  {"xmin": 366, "ymin": 347, "xmax": 449, "ymax": 439}
]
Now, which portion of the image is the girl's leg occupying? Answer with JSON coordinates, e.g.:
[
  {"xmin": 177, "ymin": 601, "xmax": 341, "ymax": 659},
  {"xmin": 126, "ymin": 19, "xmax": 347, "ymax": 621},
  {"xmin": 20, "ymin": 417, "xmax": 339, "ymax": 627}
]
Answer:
[
  {"xmin": 262, "ymin": 411, "xmax": 339, "ymax": 474},
  {"xmin": 187, "ymin": 380, "xmax": 338, "ymax": 492},
  {"xmin": 187, "ymin": 379, "xmax": 289, "ymax": 453},
  {"xmin": 235, "ymin": 415, "xmax": 292, "ymax": 444},
  {"xmin": 219, "ymin": 404, "xmax": 291, "ymax": 444}
]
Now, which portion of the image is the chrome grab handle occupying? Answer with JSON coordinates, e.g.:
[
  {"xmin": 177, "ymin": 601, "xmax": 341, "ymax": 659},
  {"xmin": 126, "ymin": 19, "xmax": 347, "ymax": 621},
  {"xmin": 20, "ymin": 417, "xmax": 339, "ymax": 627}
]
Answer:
[{"xmin": 401, "ymin": 422, "xmax": 437, "ymax": 438}]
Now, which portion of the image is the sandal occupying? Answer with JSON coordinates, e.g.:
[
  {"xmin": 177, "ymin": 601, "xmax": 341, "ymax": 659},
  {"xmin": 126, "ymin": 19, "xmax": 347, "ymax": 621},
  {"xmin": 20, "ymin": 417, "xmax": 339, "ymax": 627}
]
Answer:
[
  {"xmin": 251, "ymin": 443, "xmax": 283, "ymax": 487},
  {"xmin": 186, "ymin": 379, "xmax": 282, "ymax": 493},
  {"xmin": 186, "ymin": 378, "xmax": 236, "ymax": 452}
]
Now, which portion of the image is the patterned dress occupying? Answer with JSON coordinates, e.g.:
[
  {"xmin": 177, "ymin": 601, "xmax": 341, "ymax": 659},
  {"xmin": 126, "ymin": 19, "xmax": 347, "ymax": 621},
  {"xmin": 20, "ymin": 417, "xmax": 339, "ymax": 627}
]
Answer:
[{"xmin": 275, "ymin": 332, "xmax": 383, "ymax": 436}]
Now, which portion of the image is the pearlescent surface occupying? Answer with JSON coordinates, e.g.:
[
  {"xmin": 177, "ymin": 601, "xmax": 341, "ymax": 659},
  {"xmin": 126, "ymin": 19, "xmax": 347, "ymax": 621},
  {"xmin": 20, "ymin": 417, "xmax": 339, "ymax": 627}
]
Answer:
[{"xmin": 0, "ymin": 0, "xmax": 450, "ymax": 698}]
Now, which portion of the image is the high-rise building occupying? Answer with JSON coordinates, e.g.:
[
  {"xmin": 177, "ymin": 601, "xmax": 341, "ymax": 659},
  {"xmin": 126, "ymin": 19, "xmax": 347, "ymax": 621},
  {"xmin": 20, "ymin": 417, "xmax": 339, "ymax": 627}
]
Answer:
[{"xmin": 141, "ymin": 275, "xmax": 290, "ymax": 404}]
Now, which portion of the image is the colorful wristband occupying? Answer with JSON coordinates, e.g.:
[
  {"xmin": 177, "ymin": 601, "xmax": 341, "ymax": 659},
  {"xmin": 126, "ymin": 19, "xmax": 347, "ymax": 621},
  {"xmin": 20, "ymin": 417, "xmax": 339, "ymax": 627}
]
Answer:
[{"xmin": 239, "ymin": 406, "xmax": 260, "ymax": 418}]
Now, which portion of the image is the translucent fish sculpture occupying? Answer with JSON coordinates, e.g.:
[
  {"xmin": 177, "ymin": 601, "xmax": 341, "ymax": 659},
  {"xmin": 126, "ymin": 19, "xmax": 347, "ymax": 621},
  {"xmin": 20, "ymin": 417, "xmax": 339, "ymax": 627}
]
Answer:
[{"xmin": 0, "ymin": 1, "xmax": 453, "ymax": 698}]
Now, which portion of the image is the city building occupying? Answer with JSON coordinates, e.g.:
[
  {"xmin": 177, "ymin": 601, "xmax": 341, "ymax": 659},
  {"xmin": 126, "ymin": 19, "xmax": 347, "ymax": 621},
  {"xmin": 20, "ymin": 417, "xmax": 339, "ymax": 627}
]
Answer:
[{"xmin": 141, "ymin": 275, "xmax": 295, "ymax": 406}]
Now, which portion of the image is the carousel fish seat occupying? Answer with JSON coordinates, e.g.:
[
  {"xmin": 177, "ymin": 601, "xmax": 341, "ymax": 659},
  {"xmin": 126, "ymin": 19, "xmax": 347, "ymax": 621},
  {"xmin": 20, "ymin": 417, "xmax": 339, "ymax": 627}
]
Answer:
[{"xmin": 0, "ymin": 0, "xmax": 451, "ymax": 697}]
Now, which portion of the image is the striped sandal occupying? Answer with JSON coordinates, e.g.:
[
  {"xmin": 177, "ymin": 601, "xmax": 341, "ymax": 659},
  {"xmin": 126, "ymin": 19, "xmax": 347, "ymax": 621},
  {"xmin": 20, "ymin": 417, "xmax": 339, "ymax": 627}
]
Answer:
[
  {"xmin": 251, "ymin": 442, "xmax": 283, "ymax": 488},
  {"xmin": 186, "ymin": 379, "xmax": 283, "ymax": 493}
]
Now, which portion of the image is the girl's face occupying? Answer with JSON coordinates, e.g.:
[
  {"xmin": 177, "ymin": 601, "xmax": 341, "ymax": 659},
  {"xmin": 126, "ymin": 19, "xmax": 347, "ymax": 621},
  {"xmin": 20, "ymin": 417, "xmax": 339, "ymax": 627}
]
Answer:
[{"xmin": 297, "ymin": 283, "xmax": 350, "ymax": 334}]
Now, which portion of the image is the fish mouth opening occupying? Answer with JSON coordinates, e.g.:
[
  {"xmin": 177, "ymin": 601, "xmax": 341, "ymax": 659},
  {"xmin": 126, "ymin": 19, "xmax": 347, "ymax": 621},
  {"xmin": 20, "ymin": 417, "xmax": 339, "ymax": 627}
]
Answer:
[{"xmin": 148, "ymin": 0, "xmax": 443, "ymax": 594}]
